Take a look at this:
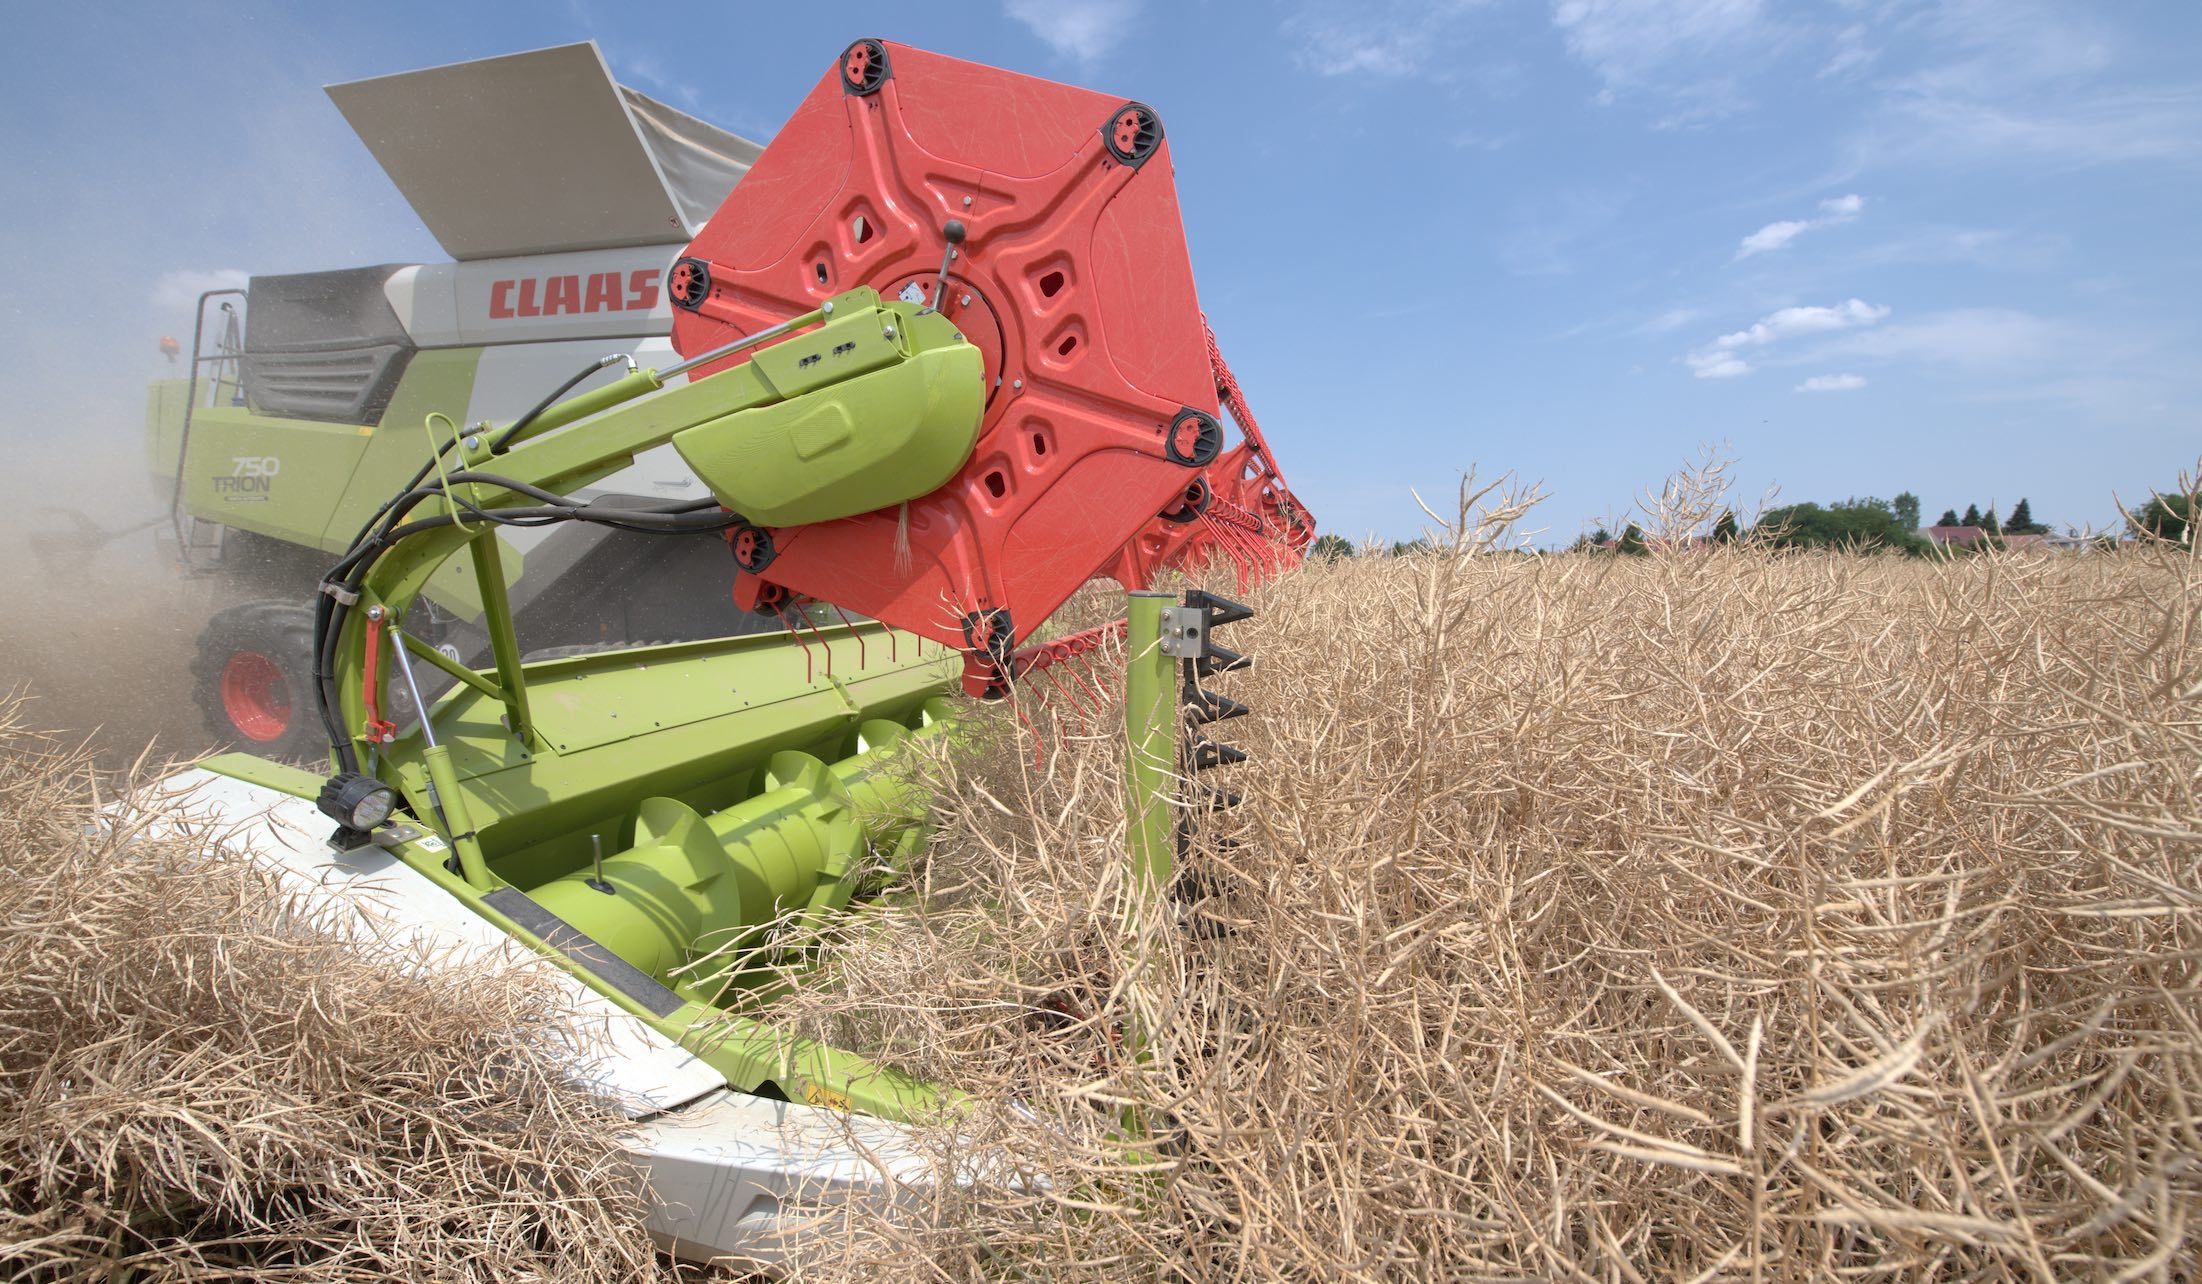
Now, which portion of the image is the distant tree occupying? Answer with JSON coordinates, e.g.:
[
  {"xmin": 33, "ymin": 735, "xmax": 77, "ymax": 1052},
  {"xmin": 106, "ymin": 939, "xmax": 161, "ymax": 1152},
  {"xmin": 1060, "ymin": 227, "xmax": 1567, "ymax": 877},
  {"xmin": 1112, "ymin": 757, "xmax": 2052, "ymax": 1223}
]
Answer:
[
  {"xmin": 1752, "ymin": 497, "xmax": 1929, "ymax": 554},
  {"xmin": 1712, "ymin": 509, "xmax": 1740, "ymax": 543},
  {"xmin": 1310, "ymin": 533, "xmax": 1355, "ymax": 560},
  {"xmin": 1389, "ymin": 538, "xmax": 1432, "ymax": 558},
  {"xmin": 1893, "ymin": 491, "xmax": 1921, "ymax": 532},
  {"xmin": 1591, "ymin": 526, "xmax": 1611, "ymax": 546},
  {"xmin": 2131, "ymin": 492, "xmax": 2194, "ymax": 543},
  {"xmin": 2004, "ymin": 498, "xmax": 2048, "ymax": 534},
  {"xmin": 1960, "ymin": 503, "xmax": 1983, "ymax": 527},
  {"xmin": 1937, "ymin": 508, "xmax": 1960, "ymax": 528},
  {"xmin": 1617, "ymin": 523, "xmax": 1649, "ymax": 556},
  {"xmin": 1565, "ymin": 527, "xmax": 1611, "ymax": 553},
  {"xmin": 1981, "ymin": 505, "xmax": 2002, "ymax": 537}
]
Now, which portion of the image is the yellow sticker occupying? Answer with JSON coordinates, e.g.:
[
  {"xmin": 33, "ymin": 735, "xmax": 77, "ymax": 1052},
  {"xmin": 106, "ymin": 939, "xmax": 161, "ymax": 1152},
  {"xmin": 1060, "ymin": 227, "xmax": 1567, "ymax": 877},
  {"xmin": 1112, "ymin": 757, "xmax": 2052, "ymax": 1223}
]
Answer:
[{"xmin": 801, "ymin": 1082, "xmax": 851, "ymax": 1112}]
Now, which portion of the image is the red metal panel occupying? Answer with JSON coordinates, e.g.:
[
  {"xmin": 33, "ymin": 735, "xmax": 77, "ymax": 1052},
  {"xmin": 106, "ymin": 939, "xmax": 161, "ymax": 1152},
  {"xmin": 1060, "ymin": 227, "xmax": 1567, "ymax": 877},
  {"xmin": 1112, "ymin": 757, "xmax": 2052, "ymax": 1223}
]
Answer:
[{"xmin": 673, "ymin": 41, "xmax": 1311, "ymax": 693}]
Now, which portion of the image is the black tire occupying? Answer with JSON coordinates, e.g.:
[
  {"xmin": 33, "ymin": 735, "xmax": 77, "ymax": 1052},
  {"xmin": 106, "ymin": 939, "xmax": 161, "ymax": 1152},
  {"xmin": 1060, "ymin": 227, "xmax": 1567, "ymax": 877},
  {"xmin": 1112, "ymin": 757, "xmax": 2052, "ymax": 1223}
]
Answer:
[{"xmin": 191, "ymin": 601, "xmax": 327, "ymax": 763}]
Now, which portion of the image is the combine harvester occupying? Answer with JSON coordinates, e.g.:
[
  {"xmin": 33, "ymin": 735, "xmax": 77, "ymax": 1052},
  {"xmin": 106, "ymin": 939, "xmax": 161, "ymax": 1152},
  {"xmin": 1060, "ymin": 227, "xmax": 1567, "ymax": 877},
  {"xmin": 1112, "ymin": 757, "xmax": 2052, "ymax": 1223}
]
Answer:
[
  {"xmin": 151, "ymin": 38, "xmax": 1311, "ymax": 1264},
  {"xmin": 149, "ymin": 43, "xmax": 778, "ymax": 758}
]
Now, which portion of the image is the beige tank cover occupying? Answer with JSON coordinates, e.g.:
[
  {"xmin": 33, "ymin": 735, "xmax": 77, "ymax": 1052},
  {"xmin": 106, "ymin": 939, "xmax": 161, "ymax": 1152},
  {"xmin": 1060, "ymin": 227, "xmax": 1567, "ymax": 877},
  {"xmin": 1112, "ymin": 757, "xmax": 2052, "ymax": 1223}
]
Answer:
[{"xmin": 327, "ymin": 42, "xmax": 763, "ymax": 261}]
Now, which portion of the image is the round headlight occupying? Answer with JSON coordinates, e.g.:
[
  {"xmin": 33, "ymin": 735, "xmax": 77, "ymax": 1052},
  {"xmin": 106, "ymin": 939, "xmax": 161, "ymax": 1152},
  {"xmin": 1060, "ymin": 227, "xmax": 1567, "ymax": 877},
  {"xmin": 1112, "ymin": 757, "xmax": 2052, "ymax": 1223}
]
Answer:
[{"xmin": 317, "ymin": 771, "xmax": 397, "ymax": 832}]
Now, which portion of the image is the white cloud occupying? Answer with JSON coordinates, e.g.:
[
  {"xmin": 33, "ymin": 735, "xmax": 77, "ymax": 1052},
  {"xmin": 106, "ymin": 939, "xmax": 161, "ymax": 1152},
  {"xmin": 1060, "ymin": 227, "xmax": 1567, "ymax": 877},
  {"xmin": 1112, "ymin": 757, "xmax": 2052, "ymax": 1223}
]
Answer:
[
  {"xmin": 1690, "ymin": 352, "xmax": 1753, "ymax": 379},
  {"xmin": 1004, "ymin": 0, "xmax": 1141, "ymax": 66},
  {"xmin": 1844, "ymin": 0, "xmax": 2202, "ymax": 169},
  {"xmin": 1735, "ymin": 193, "xmax": 1864, "ymax": 259},
  {"xmin": 1808, "ymin": 308, "xmax": 2060, "ymax": 370},
  {"xmin": 152, "ymin": 269, "xmax": 249, "ymax": 311},
  {"xmin": 1737, "ymin": 219, "xmax": 1810, "ymax": 257},
  {"xmin": 1687, "ymin": 298, "xmax": 1890, "ymax": 378},
  {"xmin": 1796, "ymin": 373, "xmax": 1866, "ymax": 392},
  {"xmin": 1549, "ymin": 0, "xmax": 1770, "ymax": 120},
  {"xmin": 1819, "ymin": 23, "xmax": 1877, "ymax": 80},
  {"xmin": 1551, "ymin": 0, "xmax": 1765, "ymax": 85},
  {"xmin": 1718, "ymin": 298, "xmax": 1890, "ymax": 347},
  {"xmin": 1641, "ymin": 306, "xmax": 1705, "ymax": 334},
  {"xmin": 1285, "ymin": 0, "xmax": 1493, "ymax": 78}
]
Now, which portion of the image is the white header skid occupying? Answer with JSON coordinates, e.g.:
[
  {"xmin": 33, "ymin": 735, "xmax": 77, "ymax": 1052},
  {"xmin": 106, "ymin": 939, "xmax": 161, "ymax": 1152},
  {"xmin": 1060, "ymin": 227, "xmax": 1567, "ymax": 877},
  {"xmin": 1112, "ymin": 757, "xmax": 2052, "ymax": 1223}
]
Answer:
[{"xmin": 139, "ymin": 767, "xmax": 931, "ymax": 1267}]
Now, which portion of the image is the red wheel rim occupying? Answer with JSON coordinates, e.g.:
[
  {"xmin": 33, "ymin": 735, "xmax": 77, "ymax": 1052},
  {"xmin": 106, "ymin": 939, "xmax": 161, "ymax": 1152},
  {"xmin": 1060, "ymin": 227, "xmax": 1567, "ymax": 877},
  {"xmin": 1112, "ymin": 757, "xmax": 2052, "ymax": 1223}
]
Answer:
[{"xmin": 219, "ymin": 650, "xmax": 291, "ymax": 743}]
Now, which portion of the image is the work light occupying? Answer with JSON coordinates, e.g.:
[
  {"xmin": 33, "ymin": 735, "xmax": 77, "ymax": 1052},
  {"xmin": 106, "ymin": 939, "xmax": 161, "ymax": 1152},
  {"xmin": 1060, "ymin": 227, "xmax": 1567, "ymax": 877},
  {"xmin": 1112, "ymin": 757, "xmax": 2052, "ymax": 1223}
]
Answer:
[{"xmin": 317, "ymin": 772, "xmax": 398, "ymax": 836}]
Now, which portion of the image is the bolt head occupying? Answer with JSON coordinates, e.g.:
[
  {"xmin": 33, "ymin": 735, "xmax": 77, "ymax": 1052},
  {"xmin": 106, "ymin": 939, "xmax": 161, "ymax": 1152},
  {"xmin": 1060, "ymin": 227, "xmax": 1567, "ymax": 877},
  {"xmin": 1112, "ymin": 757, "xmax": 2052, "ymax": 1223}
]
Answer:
[{"xmin": 1012, "ymin": 378, "xmax": 1023, "ymax": 390}]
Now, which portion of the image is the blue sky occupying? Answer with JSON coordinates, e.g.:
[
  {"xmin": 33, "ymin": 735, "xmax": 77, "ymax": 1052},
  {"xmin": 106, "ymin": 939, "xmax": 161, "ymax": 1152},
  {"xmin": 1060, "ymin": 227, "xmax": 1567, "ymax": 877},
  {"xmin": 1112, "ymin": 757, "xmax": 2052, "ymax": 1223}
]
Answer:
[{"xmin": 3, "ymin": 1, "xmax": 2197, "ymax": 542}]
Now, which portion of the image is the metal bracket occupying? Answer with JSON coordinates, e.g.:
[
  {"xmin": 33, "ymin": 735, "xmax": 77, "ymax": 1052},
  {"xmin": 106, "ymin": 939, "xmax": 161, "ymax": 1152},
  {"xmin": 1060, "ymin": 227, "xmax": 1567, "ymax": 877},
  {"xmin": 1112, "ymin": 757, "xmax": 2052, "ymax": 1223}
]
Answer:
[{"xmin": 1158, "ymin": 605, "xmax": 1207, "ymax": 657}]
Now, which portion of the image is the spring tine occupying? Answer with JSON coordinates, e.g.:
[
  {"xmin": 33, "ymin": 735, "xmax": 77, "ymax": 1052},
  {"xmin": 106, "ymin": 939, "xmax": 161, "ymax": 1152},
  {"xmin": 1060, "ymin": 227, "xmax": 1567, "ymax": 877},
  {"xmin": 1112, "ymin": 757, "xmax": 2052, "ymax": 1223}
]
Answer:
[
  {"xmin": 799, "ymin": 607, "xmax": 834, "ymax": 678},
  {"xmin": 1068, "ymin": 650, "xmax": 1110, "ymax": 716},
  {"xmin": 1040, "ymin": 660, "xmax": 1087, "ymax": 736},
  {"xmin": 774, "ymin": 605, "xmax": 815, "ymax": 684},
  {"xmin": 829, "ymin": 603, "xmax": 866, "ymax": 670}
]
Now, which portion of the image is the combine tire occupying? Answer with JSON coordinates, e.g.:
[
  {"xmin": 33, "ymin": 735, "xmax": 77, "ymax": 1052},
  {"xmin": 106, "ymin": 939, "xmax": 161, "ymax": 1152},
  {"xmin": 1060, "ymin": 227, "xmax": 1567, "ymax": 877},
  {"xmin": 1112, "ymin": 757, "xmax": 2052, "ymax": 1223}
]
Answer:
[{"xmin": 192, "ymin": 601, "xmax": 323, "ymax": 762}]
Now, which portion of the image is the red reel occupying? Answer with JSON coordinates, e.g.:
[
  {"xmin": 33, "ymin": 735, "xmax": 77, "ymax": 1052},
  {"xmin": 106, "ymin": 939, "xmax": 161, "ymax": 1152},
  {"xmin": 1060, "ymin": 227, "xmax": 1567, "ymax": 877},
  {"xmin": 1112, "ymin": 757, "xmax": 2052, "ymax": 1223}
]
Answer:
[{"xmin": 672, "ymin": 41, "xmax": 1312, "ymax": 692}]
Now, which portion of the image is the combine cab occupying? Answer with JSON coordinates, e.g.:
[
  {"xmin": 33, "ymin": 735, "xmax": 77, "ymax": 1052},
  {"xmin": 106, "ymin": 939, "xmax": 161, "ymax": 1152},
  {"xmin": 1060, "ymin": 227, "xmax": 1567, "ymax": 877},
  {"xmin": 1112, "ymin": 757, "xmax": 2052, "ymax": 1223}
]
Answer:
[
  {"xmin": 148, "ymin": 39, "xmax": 1313, "ymax": 1265},
  {"xmin": 149, "ymin": 44, "xmax": 773, "ymax": 756}
]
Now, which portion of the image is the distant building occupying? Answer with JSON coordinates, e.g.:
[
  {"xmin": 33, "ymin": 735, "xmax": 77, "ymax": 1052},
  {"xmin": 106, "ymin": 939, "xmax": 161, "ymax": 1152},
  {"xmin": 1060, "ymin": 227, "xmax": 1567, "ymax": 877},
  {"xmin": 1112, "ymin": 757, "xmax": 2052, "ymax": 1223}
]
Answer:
[
  {"xmin": 1921, "ymin": 527, "xmax": 2090, "ymax": 554},
  {"xmin": 1924, "ymin": 525, "xmax": 1989, "ymax": 548}
]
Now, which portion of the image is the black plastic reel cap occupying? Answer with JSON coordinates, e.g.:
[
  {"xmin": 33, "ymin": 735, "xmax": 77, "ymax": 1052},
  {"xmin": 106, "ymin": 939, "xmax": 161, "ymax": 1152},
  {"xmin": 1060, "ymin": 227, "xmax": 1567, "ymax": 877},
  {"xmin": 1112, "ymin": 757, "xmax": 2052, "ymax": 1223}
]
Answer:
[
  {"xmin": 668, "ymin": 257, "xmax": 712, "ymax": 311},
  {"xmin": 728, "ymin": 521, "xmax": 777, "ymax": 573},
  {"xmin": 1102, "ymin": 102, "xmax": 1164, "ymax": 168},
  {"xmin": 1165, "ymin": 408, "xmax": 1223, "ymax": 467},
  {"xmin": 841, "ymin": 39, "xmax": 891, "ymax": 95},
  {"xmin": 1160, "ymin": 478, "xmax": 1210, "ymax": 525},
  {"xmin": 961, "ymin": 607, "xmax": 1015, "ymax": 666},
  {"xmin": 748, "ymin": 580, "xmax": 793, "ymax": 618}
]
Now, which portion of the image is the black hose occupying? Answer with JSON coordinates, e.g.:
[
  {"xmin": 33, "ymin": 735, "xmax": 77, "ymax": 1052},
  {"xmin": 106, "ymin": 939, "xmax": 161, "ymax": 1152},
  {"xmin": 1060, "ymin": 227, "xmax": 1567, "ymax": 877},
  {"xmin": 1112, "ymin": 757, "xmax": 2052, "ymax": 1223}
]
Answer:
[
  {"xmin": 339, "ymin": 353, "xmax": 624, "ymax": 555},
  {"xmin": 313, "ymin": 485, "xmax": 739, "ymax": 764},
  {"xmin": 491, "ymin": 354, "xmax": 630, "ymax": 454},
  {"xmin": 314, "ymin": 350, "xmax": 684, "ymax": 764}
]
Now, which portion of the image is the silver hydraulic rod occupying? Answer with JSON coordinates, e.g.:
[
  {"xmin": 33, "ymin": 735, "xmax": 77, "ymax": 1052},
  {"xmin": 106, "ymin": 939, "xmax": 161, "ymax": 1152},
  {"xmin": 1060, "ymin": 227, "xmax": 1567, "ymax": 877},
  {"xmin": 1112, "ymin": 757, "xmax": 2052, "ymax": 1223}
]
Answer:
[
  {"xmin": 659, "ymin": 301, "xmax": 834, "ymax": 380},
  {"xmin": 932, "ymin": 219, "xmax": 966, "ymax": 315},
  {"xmin": 379, "ymin": 613, "xmax": 473, "ymax": 878},
  {"xmin": 387, "ymin": 622, "xmax": 439, "ymax": 751}
]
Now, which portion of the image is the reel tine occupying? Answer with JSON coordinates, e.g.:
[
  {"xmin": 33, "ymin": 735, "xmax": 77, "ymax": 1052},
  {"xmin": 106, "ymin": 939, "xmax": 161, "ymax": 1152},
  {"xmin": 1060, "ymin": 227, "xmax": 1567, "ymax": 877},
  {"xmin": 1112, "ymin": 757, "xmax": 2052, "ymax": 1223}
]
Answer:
[
  {"xmin": 774, "ymin": 604, "xmax": 815, "ymax": 683},
  {"xmin": 830, "ymin": 603, "xmax": 866, "ymax": 670}
]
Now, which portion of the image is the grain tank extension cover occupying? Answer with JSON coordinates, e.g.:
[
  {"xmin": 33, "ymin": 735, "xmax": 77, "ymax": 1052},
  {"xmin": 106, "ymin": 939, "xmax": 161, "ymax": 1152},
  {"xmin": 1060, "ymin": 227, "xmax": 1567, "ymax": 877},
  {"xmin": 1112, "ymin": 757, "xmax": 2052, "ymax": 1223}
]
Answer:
[{"xmin": 327, "ymin": 43, "xmax": 763, "ymax": 261}]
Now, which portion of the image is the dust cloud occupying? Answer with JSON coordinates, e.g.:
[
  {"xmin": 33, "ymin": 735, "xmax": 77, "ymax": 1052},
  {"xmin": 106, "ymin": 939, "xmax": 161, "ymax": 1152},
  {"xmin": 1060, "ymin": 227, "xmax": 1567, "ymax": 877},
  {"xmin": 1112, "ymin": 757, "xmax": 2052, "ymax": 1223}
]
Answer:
[
  {"xmin": 0, "ymin": 11, "xmax": 437, "ymax": 768},
  {"xmin": 0, "ymin": 428, "xmax": 248, "ymax": 769}
]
